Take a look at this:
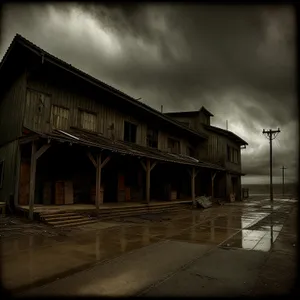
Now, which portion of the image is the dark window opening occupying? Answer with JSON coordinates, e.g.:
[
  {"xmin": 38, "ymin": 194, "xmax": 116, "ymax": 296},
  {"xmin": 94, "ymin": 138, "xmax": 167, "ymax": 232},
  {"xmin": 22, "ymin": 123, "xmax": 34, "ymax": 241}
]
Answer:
[
  {"xmin": 168, "ymin": 137, "xmax": 180, "ymax": 154},
  {"xmin": 227, "ymin": 145, "xmax": 239, "ymax": 164},
  {"xmin": 0, "ymin": 161, "xmax": 4, "ymax": 189},
  {"xmin": 187, "ymin": 146, "xmax": 196, "ymax": 158},
  {"xmin": 147, "ymin": 128, "xmax": 158, "ymax": 148},
  {"xmin": 124, "ymin": 121, "xmax": 137, "ymax": 143}
]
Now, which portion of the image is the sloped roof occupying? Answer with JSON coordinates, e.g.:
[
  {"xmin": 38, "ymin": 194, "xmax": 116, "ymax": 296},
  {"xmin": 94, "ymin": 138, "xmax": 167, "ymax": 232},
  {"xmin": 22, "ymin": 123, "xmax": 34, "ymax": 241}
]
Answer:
[
  {"xmin": 204, "ymin": 125, "xmax": 248, "ymax": 146},
  {"xmin": 0, "ymin": 34, "xmax": 207, "ymax": 140},
  {"xmin": 164, "ymin": 106, "xmax": 214, "ymax": 117},
  {"xmin": 19, "ymin": 127, "xmax": 225, "ymax": 171}
]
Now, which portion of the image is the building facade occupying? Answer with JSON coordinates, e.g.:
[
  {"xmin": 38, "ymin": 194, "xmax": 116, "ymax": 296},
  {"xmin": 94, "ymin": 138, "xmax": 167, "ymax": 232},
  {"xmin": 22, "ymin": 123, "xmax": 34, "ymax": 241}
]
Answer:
[{"xmin": 0, "ymin": 35, "xmax": 247, "ymax": 217}]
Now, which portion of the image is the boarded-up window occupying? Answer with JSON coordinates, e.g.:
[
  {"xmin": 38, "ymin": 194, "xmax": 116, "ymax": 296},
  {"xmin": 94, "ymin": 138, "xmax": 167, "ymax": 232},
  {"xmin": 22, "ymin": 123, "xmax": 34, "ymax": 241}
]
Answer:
[
  {"xmin": 79, "ymin": 110, "xmax": 97, "ymax": 132},
  {"xmin": 0, "ymin": 160, "xmax": 4, "ymax": 189},
  {"xmin": 124, "ymin": 121, "xmax": 137, "ymax": 143},
  {"xmin": 168, "ymin": 137, "xmax": 180, "ymax": 154},
  {"xmin": 51, "ymin": 105, "xmax": 70, "ymax": 130},
  {"xmin": 146, "ymin": 127, "xmax": 158, "ymax": 148}
]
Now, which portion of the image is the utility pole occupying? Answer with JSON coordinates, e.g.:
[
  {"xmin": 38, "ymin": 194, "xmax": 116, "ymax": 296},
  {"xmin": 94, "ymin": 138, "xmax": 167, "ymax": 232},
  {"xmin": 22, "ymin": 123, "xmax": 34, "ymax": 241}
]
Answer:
[
  {"xmin": 281, "ymin": 166, "xmax": 287, "ymax": 196},
  {"xmin": 262, "ymin": 128, "xmax": 280, "ymax": 203}
]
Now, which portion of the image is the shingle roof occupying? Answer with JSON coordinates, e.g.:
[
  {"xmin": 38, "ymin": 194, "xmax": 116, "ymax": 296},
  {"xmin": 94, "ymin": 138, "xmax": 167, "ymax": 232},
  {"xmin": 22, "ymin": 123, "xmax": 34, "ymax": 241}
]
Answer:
[
  {"xmin": 20, "ymin": 127, "xmax": 225, "ymax": 171},
  {"xmin": 1, "ymin": 34, "xmax": 207, "ymax": 140}
]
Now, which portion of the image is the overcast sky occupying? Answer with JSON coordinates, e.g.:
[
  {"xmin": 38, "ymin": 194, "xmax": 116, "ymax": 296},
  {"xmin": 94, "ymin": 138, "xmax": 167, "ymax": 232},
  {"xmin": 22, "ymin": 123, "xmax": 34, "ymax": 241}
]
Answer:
[{"xmin": 0, "ymin": 3, "xmax": 297, "ymax": 184}]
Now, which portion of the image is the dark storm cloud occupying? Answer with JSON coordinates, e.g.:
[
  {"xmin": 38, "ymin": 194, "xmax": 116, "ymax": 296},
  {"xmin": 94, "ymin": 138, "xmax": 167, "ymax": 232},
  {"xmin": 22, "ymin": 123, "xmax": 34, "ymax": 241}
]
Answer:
[{"xmin": 0, "ymin": 3, "xmax": 297, "ymax": 182}]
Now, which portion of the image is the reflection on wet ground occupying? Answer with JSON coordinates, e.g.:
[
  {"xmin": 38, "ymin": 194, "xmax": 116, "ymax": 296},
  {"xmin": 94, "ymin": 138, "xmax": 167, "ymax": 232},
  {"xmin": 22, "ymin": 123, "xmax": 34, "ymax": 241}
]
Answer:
[{"xmin": 1, "ymin": 196, "xmax": 297, "ymax": 294}]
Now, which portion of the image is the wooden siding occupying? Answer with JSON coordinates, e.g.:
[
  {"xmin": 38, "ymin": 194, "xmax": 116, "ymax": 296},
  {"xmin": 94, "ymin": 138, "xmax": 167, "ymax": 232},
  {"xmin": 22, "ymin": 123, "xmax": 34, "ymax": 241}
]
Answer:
[
  {"xmin": 0, "ymin": 140, "xmax": 19, "ymax": 204},
  {"xmin": 24, "ymin": 89, "xmax": 51, "ymax": 132},
  {"xmin": 0, "ymin": 71, "xmax": 27, "ymax": 146},
  {"xmin": 26, "ymin": 69, "xmax": 193, "ymax": 151},
  {"xmin": 50, "ymin": 105, "xmax": 70, "ymax": 130}
]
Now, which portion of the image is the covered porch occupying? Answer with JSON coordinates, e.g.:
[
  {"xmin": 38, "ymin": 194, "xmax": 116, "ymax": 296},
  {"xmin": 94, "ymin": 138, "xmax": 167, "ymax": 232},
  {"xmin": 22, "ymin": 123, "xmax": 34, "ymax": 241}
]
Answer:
[{"xmin": 16, "ymin": 127, "xmax": 225, "ymax": 220}]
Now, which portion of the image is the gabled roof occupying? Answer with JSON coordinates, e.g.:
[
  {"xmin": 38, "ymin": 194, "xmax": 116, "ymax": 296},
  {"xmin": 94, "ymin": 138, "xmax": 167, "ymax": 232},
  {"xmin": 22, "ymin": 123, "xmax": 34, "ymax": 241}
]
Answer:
[
  {"xmin": 0, "ymin": 34, "xmax": 207, "ymax": 140},
  {"xmin": 204, "ymin": 125, "xmax": 248, "ymax": 146},
  {"xmin": 164, "ymin": 106, "xmax": 214, "ymax": 117},
  {"xmin": 19, "ymin": 127, "xmax": 225, "ymax": 171}
]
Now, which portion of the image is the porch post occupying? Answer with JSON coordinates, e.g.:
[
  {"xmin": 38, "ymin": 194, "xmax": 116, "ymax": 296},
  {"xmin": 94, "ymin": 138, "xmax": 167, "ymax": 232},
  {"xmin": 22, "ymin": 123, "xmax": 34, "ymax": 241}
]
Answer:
[
  {"xmin": 191, "ymin": 167, "xmax": 195, "ymax": 202},
  {"xmin": 96, "ymin": 153, "xmax": 102, "ymax": 211},
  {"xmin": 140, "ymin": 158, "xmax": 157, "ymax": 204},
  {"xmin": 29, "ymin": 141, "xmax": 37, "ymax": 220},
  {"xmin": 211, "ymin": 171, "xmax": 217, "ymax": 199},
  {"xmin": 29, "ymin": 142, "xmax": 51, "ymax": 220}
]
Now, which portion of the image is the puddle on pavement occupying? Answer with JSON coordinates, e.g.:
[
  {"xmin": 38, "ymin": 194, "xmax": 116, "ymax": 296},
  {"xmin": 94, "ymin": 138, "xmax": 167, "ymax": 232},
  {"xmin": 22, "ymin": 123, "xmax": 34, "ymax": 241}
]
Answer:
[{"xmin": 220, "ymin": 229, "xmax": 280, "ymax": 252}]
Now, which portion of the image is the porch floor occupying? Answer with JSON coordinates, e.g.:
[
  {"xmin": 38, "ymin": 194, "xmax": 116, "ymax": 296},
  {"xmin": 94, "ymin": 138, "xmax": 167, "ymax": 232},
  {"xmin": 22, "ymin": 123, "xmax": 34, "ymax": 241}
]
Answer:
[{"xmin": 18, "ymin": 199, "xmax": 193, "ymax": 213}]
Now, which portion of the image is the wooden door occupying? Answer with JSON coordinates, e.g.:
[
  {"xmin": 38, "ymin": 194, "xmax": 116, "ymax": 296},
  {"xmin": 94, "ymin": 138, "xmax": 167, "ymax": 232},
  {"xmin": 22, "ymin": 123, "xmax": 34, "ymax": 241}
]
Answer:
[
  {"xmin": 55, "ymin": 181, "xmax": 65, "ymax": 205},
  {"xmin": 19, "ymin": 161, "xmax": 30, "ymax": 205}
]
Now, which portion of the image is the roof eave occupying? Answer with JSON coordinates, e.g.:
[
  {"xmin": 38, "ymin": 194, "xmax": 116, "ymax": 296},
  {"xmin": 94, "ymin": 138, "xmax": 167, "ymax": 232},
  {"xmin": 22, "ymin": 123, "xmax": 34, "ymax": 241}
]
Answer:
[{"xmin": 14, "ymin": 35, "xmax": 206, "ymax": 140}]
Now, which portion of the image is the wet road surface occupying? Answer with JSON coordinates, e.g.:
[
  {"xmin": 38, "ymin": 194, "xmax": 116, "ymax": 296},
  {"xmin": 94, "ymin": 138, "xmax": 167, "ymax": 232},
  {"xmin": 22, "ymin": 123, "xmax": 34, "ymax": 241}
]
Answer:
[{"xmin": 1, "ymin": 196, "xmax": 297, "ymax": 296}]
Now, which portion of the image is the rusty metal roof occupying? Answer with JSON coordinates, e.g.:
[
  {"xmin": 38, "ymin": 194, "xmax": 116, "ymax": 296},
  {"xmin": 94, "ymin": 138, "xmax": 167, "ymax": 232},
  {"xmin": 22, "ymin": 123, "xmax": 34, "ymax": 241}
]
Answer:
[{"xmin": 20, "ymin": 127, "xmax": 225, "ymax": 171}]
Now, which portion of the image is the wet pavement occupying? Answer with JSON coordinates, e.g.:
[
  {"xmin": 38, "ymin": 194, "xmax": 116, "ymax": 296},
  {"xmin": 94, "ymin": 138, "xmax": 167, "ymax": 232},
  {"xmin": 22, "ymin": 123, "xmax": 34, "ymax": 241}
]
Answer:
[{"xmin": 1, "ymin": 196, "xmax": 297, "ymax": 296}]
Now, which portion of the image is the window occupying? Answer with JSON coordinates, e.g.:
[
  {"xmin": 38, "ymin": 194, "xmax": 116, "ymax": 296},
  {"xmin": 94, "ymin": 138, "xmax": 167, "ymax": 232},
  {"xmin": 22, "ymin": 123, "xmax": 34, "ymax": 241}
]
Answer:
[
  {"xmin": 227, "ymin": 145, "xmax": 239, "ymax": 164},
  {"xmin": 227, "ymin": 145, "xmax": 231, "ymax": 161},
  {"xmin": 233, "ymin": 149, "xmax": 238, "ymax": 163},
  {"xmin": 146, "ymin": 128, "xmax": 158, "ymax": 148},
  {"xmin": 168, "ymin": 137, "xmax": 180, "ymax": 154},
  {"xmin": 79, "ymin": 110, "xmax": 97, "ymax": 132},
  {"xmin": 124, "ymin": 121, "xmax": 137, "ymax": 143},
  {"xmin": 0, "ymin": 160, "xmax": 4, "ymax": 189},
  {"xmin": 187, "ymin": 146, "xmax": 196, "ymax": 158},
  {"xmin": 51, "ymin": 105, "xmax": 70, "ymax": 130}
]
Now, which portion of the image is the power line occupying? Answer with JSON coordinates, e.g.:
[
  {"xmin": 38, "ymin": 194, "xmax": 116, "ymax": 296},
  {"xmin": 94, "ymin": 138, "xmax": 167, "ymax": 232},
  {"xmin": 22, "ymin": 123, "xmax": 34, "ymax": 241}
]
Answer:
[{"xmin": 262, "ymin": 128, "xmax": 281, "ymax": 203}]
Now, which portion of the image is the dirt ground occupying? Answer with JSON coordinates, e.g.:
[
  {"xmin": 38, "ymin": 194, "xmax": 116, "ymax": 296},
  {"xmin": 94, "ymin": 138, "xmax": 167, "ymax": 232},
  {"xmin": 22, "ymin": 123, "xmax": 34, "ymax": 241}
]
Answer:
[{"xmin": 0, "ymin": 196, "xmax": 298, "ymax": 297}]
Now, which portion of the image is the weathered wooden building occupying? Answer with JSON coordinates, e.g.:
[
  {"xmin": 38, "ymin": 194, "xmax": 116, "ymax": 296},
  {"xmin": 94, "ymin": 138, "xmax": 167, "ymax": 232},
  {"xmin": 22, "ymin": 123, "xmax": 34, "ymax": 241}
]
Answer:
[{"xmin": 0, "ymin": 34, "xmax": 247, "ymax": 218}]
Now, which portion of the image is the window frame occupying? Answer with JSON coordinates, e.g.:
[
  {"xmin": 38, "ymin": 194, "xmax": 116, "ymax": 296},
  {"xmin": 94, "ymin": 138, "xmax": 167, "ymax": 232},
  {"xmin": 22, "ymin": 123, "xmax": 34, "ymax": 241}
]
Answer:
[
  {"xmin": 146, "ymin": 127, "xmax": 158, "ymax": 148},
  {"xmin": 50, "ymin": 105, "xmax": 70, "ymax": 130},
  {"xmin": 79, "ymin": 109, "xmax": 97, "ymax": 132},
  {"xmin": 167, "ymin": 137, "xmax": 181, "ymax": 154},
  {"xmin": 124, "ymin": 121, "xmax": 137, "ymax": 143}
]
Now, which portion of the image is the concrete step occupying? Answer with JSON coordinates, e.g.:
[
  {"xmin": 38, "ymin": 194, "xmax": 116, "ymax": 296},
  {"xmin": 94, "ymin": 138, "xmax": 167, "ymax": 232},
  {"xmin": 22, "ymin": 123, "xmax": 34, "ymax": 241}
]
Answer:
[
  {"xmin": 47, "ymin": 216, "xmax": 96, "ymax": 226},
  {"xmin": 53, "ymin": 219, "xmax": 99, "ymax": 228},
  {"xmin": 43, "ymin": 214, "xmax": 85, "ymax": 221},
  {"xmin": 40, "ymin": 211, "xmax": 79, "ymax": 218}
]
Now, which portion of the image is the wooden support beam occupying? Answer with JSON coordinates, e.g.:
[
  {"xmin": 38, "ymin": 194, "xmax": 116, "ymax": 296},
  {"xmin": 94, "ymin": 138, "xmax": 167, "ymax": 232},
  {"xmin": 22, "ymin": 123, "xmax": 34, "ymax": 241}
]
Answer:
[
  {"xmin": 150, "ymin": 162, "xmax": 157, "ymax": 172},
  {"xmin": 146, "ymin": 159, "xmax": 151, "ymax": 204},
  {"xmin": 87, "ymin": 152, "xmax": 97, "ymax": 168},
  {"xmin": 211, "ymin": 171, "xmax": 218, "ymax": 199},
  {"xmin": 140, "ymin": 160, "xmax": 146, "ymax": 171},
  {"xmin": 35, "ymin": 144, "xmax": 51, "ymax": 160},
  {"xmin": 100, "ymin": 156, "xmax": 111, "ymax": 168},
  {"xmin": 29, "ymin": 142, "xmax": 37, "ymax": 220},
  {"xmin": 95, "ymin": 153, "xmax": 102, "ymax": 211},
  {"xmin": 191, "ymin": 167, "xmax": 196, "ymax": 202}
]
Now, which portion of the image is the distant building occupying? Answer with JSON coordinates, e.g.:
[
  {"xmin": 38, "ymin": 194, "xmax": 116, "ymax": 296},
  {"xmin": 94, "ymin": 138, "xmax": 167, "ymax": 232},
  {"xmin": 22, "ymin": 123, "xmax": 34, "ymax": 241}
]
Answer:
[{"xmin": 0, "ymin": 34, "xmax": 247, "ymax": 216}]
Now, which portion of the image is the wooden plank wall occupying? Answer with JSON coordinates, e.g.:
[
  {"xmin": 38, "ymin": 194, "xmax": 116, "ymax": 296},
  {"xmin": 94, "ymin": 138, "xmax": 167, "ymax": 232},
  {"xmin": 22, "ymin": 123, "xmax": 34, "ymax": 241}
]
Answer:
[
  {"xmin": 26, "ymin": 70, "xmax": 193, "ymax": 152},
  {"xmin": 0, "ymin": 71, "xmax": 27, "ymax": 146},
  {"xmin": 0, "ymin": 140, "xmax": 19, "ymax": 204}
]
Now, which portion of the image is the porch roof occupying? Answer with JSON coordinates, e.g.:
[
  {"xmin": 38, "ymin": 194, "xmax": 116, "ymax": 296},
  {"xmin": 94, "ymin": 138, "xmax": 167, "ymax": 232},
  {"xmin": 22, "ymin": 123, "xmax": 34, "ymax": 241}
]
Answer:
[{"xmin": 19, "ymin": 127, "xmax": 225, "ymax": 171}]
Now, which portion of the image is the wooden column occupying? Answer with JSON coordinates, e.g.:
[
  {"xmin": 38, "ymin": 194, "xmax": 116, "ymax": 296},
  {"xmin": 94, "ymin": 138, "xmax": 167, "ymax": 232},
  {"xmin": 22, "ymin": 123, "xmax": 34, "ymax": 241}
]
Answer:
[
  {"xmin": 211, "ymin": 171, "xmax": 217, "ymax": 199},
  {"xmin": 87, "ymin": 151, "xmax": 111, "ymax": 210},
  {"xmin": 96, "ymin": 153, "xmax": 102, "ymax": 211},
  {"xmin": 29, "ymin": 142, "xmax": 37, "ymax": 220},
  {"xmin": 140, "ymin": 158, "xmax": 157, "ymax": 204},
  {"xmin": 28, "ymin": 142, "xmax": 51, "ymax": 220},
  {"xmin": 188, "ymin": 167, "xmax": 199, "ymax": 206}
]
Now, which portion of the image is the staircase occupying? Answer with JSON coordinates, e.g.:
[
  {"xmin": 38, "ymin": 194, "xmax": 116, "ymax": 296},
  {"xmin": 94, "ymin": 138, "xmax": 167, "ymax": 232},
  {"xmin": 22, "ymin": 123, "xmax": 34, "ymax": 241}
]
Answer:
[
  {"xmin": 95, "ymin": 202, "xmax": 192, "ymax": 221},
  {"xmin": 39, "ymin": 211, "xmax": 98, "ymax": 228},
  {"xmin": 38, "ymin": 202, "xmax": 192, "ymax": 228}
]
